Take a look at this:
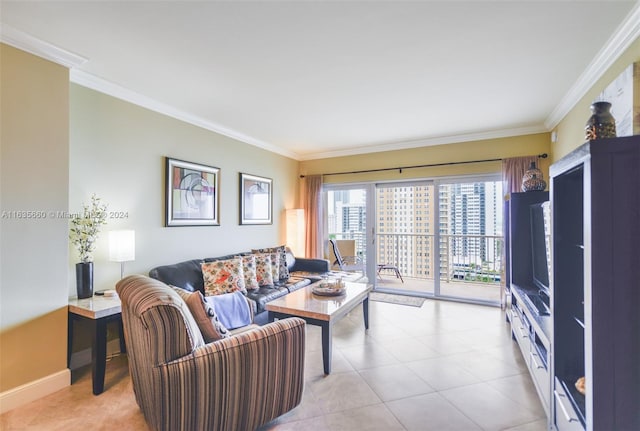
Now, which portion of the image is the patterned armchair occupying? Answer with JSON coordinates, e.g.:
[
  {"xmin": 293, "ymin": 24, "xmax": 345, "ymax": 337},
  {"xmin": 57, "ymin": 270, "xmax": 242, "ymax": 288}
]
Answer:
[{"xmin": 116, "ymin": 275, "xmax": 305, "ymax": 431}]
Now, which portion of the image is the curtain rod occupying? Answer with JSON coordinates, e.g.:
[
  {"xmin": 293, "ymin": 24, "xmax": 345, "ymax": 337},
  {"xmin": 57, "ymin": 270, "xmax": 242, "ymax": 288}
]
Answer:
[{"xmin": 299, "ymin": 153, "xmax": 548, "ymax": 178}]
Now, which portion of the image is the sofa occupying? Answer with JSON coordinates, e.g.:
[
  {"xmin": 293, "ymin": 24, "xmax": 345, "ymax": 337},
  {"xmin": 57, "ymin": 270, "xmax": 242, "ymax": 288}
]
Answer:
[
  {"xmin": 149, "ymin": 248, "xmax": 330, "ymax": 325},
  {"xmin": 116, "ymin": 275, "xmax": 306, "ymax": 431}
]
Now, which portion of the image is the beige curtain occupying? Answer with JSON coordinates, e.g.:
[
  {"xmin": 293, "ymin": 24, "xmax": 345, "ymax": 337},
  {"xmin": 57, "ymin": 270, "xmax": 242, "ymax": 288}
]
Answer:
[
  {"xmin": 302, "ymin": 175, "xmax": 323, "ymax": 258},
  {"xmin": 500, "ymin": 155, "xmax": 537, "ymax": 309},
  {"xmin": 502, "ymin": 156, "xmax": 537, "ymax": 196}
]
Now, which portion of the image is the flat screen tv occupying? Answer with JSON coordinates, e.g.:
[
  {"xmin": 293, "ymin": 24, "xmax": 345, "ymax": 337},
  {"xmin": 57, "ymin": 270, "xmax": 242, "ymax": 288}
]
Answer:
[{"xmin": 530, "ymin": 201, "xmax": 551, "ymax": 296}]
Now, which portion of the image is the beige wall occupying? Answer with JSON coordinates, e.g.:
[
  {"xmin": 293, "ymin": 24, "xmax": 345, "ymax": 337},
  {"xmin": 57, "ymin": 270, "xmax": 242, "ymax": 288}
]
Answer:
[
  {"xmin": 69, "ymin": 85, "xmax": 299, "ymax": 294},
  {"xmin": 300, "ymin": 133, "xmax": 552, "ymax": 184},
  {"xmin": 553, "ymin": 37, "xmax": 640, "ymax": 161},
  {"xmin": 0, "ymin": 45, "xmax": 299, "ymax": 396},
  {"xmin": 0, "ymin": 45, "xmax": 70, "ymax": 391}
]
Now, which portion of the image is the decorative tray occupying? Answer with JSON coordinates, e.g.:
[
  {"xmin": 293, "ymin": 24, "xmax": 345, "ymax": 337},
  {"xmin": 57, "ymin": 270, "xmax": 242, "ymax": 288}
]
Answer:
[{"xmin": 312, "ymin": 284, "xmax": 346, "ymax": 296}]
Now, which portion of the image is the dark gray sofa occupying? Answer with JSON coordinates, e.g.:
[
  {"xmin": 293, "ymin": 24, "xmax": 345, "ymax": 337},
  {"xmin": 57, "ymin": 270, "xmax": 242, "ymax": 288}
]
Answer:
[{"xmin": 149, "ymin": 249, "xmax": 330, "ymax": 324}]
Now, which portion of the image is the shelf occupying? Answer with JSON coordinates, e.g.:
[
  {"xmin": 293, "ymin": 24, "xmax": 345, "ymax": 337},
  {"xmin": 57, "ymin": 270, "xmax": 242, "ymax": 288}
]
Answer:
[
  {"xmin": 560, "ymin": 378, "xmax": 586, "ymax": 427},
  {"xmin": 551, "ymin": 136, "xmax": 640, "ymax": 430}
]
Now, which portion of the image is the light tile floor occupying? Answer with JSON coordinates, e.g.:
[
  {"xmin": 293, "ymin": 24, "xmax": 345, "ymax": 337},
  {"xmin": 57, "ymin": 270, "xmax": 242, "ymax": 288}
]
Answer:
[
  {"xmin": 258, "ymin": 298, "xmax": 548, "ymax": 431},
  {"xmin": 1, "ymin": 298, "xmax": 548, "ymax": 431}
]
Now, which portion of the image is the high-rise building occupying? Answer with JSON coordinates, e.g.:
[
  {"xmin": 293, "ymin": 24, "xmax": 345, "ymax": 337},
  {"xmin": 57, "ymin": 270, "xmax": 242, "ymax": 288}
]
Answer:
[{"xmin": 376, "ymin": 185, "xmax": 435, "ymax": 278}]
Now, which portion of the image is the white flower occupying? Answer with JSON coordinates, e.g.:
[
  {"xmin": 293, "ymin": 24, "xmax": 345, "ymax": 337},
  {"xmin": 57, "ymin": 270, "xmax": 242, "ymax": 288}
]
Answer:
[{"xmin": 69, "ymin": 194, "xmax": 108, "ymax": 263}]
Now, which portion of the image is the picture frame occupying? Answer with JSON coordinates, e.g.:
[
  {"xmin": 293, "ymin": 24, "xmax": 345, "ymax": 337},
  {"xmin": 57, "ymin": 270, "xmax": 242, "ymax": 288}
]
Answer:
[
  {"xmin": 166, "ymin": 157, "xmax": 220, "ymax": 226},
  {"xmin": 239, "ymin": 173, "xmax": 272, "ymax": 225},
  {"xmin": 597, "ymin": 61, "xmax": 640, "ymax": 136}
]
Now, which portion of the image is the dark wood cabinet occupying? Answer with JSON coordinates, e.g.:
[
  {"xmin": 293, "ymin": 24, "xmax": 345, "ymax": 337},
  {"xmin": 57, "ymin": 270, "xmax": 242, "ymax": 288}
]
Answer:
[
  {"xmin": 507, "ymin": 191, "xmax": 551, "ymax": 419},
  {"xmin": 550, "ymin": 136, "xmax": 640, "ymax": 431}
]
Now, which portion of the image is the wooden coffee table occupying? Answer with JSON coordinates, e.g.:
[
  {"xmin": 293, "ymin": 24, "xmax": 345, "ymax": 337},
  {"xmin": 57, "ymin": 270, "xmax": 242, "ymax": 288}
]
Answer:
[{"xmin": 266, "ymin": 281, "xmax": 372, "ymax": 374}]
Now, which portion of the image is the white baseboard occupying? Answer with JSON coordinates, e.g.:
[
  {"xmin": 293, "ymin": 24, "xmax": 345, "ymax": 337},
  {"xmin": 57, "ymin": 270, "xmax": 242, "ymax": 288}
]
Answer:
[
  {"xmin": 1, "ymin": 338, "xmax": 124, "ymax": 414},
  {"xmin": 0, "ymin": 369, "xmax": 70, "ymax": 414}
]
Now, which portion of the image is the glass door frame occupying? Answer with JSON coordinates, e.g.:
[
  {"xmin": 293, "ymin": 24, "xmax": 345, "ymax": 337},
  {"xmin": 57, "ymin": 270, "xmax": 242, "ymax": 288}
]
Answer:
[
  {"xmin": 373, "ymin": 179, "xmax": 436, "ymax": 295},
  {"xmin": 323, "ymin": 182, "xmax": 377, "ymax": 283},
  {"xmin": 432, "ymin": 173, "xmax": 503, "ymax": 306}
]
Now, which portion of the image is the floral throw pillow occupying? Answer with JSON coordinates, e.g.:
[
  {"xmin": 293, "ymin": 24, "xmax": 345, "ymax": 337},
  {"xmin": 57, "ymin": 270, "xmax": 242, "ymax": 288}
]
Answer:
[
  {"xmin": 170, "ymin": 286, "xmax": 230, "ymax": 342},
  {"xmin": 237, "ymin": 254, "xmax": 259, "ymax": 291},
  {"xmin": 253, "ymin": 245, "xmax": 289, "ymax": 281},
  {"xmin": 202, "ymin": 258, "xmax": 247, "ymax": 296},
  {"xmin": 254, "ymin": 253, "xmax": 274, "ymax": 286}
]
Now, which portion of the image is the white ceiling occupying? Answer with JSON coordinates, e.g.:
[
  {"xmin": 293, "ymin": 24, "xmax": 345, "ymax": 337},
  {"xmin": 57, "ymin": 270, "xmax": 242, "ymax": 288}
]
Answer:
[{"xmin": 1, "ymin": 1, "xmax": 639, "ymax": 160}]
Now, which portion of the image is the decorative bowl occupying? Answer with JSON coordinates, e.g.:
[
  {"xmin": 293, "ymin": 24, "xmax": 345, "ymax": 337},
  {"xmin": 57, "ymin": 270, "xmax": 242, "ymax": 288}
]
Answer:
[{"xmin": 312, "ymin": 283, "xmax": 346, "ymax": 296}]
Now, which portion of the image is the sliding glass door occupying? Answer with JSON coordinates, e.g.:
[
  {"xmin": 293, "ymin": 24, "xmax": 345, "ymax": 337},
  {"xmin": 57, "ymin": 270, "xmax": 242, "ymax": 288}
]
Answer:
[
  {"xmin": 375, "ymin": 181, "xmax": 435, "ymax": 295},
  {"xmin": 325, "ymin": 184, "xmax": 374, "ymax": 279},
  {"xmin": 324, "ymin": 176, "xmax": 503, "ymax": 306},
  {"xmin": 436, "ymin": 178, "xmax": 503, "ymax": 304},
  {"xmin": 374, "ymin": 176, "xmax": 503, "ymax": 305}
]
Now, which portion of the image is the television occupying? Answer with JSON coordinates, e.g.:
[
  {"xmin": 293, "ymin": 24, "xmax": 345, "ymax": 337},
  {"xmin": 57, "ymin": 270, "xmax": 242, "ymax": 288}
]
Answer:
[{"xmin": 530, "ymin": 201, "xmax": 551, "ymax": 298}]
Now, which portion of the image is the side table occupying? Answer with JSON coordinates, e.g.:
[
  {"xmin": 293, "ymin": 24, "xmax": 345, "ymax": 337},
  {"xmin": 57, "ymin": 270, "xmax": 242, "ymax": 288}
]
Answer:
[{"xmin": 68, "ymin": 295, "xmax": 125, "ymax": 395}]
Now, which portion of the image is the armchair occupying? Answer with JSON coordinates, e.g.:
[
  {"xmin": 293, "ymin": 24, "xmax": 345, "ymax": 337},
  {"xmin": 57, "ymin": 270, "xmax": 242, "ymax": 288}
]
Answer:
[{"xmin": 116, "ymin": 275, "xmax": 305, "ymax": 431}]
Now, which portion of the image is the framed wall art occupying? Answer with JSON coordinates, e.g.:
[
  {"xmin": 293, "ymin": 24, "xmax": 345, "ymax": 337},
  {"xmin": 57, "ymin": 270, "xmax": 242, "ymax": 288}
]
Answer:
[
  {"xmin": 597, "ymin": 61, "xmax": 640, "ymax": 136},
  {"xmin": 166, "ymin": 157, "xmax": 220, "ymax": 226},
  {"xmin": 239, "ymin": 173, "xmax": 272, "ymax": 225}
]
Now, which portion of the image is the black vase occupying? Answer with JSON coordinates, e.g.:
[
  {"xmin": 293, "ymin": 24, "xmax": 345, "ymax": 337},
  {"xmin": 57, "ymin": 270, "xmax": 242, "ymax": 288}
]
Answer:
[
  {"xmin": 76, "ymin": 262, "xmax": 94, "ymax": 299},
  {"xmin": 585, "ymin": 101, "xmax": 616, "ymax": 140}
]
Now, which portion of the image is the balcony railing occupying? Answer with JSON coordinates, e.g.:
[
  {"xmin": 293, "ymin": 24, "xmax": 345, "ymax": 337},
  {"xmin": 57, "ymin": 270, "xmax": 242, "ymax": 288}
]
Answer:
[{"xmin": 329, "ymin": 232, "xmax": 503, "ymax": 284}]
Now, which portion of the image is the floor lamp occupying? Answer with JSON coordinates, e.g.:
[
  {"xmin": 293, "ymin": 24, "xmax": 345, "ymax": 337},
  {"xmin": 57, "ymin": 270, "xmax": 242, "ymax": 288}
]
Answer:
[{"xmin": 286, "ymin": 209, "xmax": 305, "ymax": 257}]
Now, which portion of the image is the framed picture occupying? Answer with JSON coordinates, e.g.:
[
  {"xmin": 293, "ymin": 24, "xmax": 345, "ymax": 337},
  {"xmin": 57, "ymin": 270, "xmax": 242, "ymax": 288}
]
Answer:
[
  {"xmin": 239, "ymin": 173, "xmax": 272, "ymax": 225},
  {"xmin": 597, "ymin": 61, "xmax": 640, "ymax": 136},
  {"xmin": 166, "ymin": 157, "xmax": 220, "ymax": 226}
]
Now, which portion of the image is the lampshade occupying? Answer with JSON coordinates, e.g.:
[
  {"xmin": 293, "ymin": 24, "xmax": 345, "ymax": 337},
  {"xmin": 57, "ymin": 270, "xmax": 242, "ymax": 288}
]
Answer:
[
  {"xmin": 286, "ymin": 209, "xmax": 305, "ymax": 257},
  {"xmin": 109, "ymin": 230, "xmax": 135, "ymax": 262}
]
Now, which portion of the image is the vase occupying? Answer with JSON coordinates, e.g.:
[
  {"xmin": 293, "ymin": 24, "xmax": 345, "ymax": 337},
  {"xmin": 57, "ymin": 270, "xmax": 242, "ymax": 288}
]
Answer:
[
  {"xmin": 522, "ymin": 162, "xmax": 547, "ymax": 192},
  {"xmin": 76, "ymin": 262, "xmax": 94, "ymax": 299},
  {"xmin": 585, "ymin": 101, "xmax": 616, "ymax": 140}
]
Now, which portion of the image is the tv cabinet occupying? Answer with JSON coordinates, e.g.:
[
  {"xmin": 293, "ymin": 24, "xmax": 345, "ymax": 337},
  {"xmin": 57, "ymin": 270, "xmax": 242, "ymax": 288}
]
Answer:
[
  {"xmin": 550, "ymin": 136, "xmax": 640, "ymax": 431},
  {"xmin": 511, "ymin": 285, "xmax": 551, "ymax": 416},
  {"xmin": 507, "ymin": 191, "xmax": 551, "ymax": 417}
]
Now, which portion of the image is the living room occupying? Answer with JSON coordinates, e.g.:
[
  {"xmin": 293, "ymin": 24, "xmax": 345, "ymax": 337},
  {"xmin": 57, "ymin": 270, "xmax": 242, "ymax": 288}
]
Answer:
[{"xmin": 1, "ymin": 2, "xmax": 640, "ymax": 430}]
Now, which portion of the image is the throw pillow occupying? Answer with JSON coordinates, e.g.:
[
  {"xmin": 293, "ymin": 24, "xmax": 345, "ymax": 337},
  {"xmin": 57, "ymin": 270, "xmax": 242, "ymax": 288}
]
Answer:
[
  {"xmin": 268, "ymin": 251, "xmax": 280, "ymax": 282},
  {"xmin": 202, "ymin": 258, "xmax": 247, "ymax": 296},
  {"xmin": 253, "ymin": 245, "xmax": 289, "ymax": 280},
  {"xmin": 170, "ymin": 286, "xmax": 230, "ymax": 342},
  {"xmin": 237, "ymin": 254, "xmax": 260, "ymax": 291},
  {"xmin": 254, "ymin": 253, "xmax": 274, "ymax": 286}
]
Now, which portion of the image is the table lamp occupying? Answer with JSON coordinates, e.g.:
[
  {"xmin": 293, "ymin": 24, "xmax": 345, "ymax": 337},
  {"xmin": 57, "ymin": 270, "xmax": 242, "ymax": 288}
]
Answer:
[{"xmin": 109, "ymin": 229, "xmax": 135, "ymax": 279}]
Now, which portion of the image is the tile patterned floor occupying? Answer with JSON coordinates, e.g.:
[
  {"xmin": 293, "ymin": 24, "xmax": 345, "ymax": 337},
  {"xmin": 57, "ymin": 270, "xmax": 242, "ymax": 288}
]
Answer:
[{"xmin": 1, "ymin": 299, "xmax": 548, "ymax": 431}]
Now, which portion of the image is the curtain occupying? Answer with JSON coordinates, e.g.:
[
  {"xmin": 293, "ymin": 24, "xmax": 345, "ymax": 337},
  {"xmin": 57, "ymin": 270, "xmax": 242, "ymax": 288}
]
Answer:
[
  {"xmin": 302, "ymin": 175, "xmax": 323, "ymax": 258},
  {"xmin": 500, "ymin": 155, "xmax": 537, "ymax": 309},
  {"xmin": 502, "ymin": 156, "xmax": 537, "ymax": 196}
]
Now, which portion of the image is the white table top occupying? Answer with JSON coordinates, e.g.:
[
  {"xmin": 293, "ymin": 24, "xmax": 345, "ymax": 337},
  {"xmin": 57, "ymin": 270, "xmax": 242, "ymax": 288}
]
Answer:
[{"xmin": 69, "ymin": 294, "xmax": 121, "ymax": 319}]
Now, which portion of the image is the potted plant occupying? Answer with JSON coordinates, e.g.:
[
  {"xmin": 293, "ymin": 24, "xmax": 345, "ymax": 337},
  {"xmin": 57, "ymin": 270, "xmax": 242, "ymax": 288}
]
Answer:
[{"xmin": 69, "ymin": 194, "xmax": 108, "ymax": 298}]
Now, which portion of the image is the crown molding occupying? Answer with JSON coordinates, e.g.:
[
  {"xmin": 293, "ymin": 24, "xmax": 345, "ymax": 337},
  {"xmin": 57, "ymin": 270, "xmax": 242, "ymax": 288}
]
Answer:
[
  {"xmin": 70, "ymin": 70, "xmax": 299, "ymax": 160},
  {"xmin": 0, "ymin": 24, "xmax": 87, "ymax": 68},
  {"xmin": 545, "ymin": 1, "xmax": 640, "ymax": 130},
  {"xmin": 5, "ymin": 2, "xmax": 637, "ymax": 163},
  {"xmin": 299, "ymin": 125, "xmax": 548, "ymax": 161}
]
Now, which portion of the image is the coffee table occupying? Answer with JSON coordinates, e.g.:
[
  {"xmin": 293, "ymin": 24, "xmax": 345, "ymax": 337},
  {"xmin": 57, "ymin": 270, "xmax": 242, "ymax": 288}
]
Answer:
[{"xmin": 266, "ymin": 280, "xmax": 372, "ymax": 374}]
